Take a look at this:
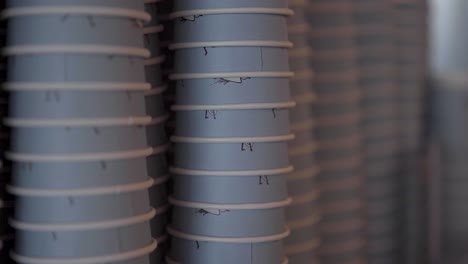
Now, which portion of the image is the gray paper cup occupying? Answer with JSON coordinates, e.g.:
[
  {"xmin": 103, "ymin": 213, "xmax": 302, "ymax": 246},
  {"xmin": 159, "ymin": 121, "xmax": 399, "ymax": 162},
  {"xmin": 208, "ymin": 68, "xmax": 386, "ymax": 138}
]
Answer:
[
  {"xmin": 170, "ymin": 202, "xmax": 287, "ymax": 237},
  {"xmin": 14, "ymin": 190, "xmax": 151, "ymax": 223},
  {"xmin": 7, "ymin": 16, "xmax": 144, "ymax": 47},
  {"xmin": 172, "ymin": 14, "xmax": 289, "ymax": 43},
  {"xmin": 172, "ymin": 0, "xmax": 288, "ymax": 10},
  {"xmin": 173, "ymin": 108, "xmax": 291, "ymax": 137},
  {"xmin": 145, "ymin": 2, "xmax": 161, "ymax": 27},
  {"xmin": 11, "ymin": 158, "xmax": 149, "ymax": 189},
  {"xmin": 11, "ymin": 126, "xmax": 148, "ymax": 154},
  {"xmin": 6, "ymin": 0, "xmax": 146, "ymax": 9},
  {"xmin": 169, "ymin": 236, "xmax": 286, "ymax": 264},
  {"xmin": 172, "ymin": 171, "xmax": 289, "ymax": 204},
  {"xmin": 172, "ymin": 140, "xmax": 291, "ymax": 170},
  {"xmin": 175, "ymin": 78, "xmax": 291, "ymax": 105},
  {"xmin": 173, "ymin": 47, "xmax": 290, "ymax": 74},
  {"xmin": 8, "ymin": 55, "xmax": 146, "ymax": 82},
  {"xmin": 9, "ymin": 91, "xmax": 146, "ymax": 119},
  {"xmin": 15, "ymin": 222, "xmax": 153, "ymax": 258}
]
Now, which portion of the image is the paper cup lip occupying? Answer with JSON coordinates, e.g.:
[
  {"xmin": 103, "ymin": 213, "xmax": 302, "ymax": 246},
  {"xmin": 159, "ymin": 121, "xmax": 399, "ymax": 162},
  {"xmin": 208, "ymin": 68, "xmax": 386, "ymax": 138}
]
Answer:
[
  {"xmin": 144, "ymin": 55, "xmax": 166, "ymax": 66},
  {"xmin": 291, "ymin": 190, "xmax": 320, "ymax": 206},
  {"xmin": 10, "ymin": 208, "xmax": 156, "ymax": 232},
  {"xmin": 289, "ymin": 142, "xmax": 319, "ymax": 157},
  {"xmin": 170, "ymin": 71, "xmax": 295, "ymax": 80},
  {"xmin": 7, "ymin": 177, "xmax": 154, "ymax": 197},
  {"xmin": 288, "ymin": 166, "xmax": 320, "ymax": 182},
  {"xmin": 4, "ymin": 116, "xmax": 158, "ymax": 128},
  {"xmin": 169, "ymin": 196, "xmax": 292, "ymax": 210},
  {"xmin": 3, "ymin": 82, "xmax": 152, "ymax": 91},
  {"xmin": 168, "ymin": 226, "xmax": 290, "ymax": 243},
  {"xmin": 3, "ymin": 45, "xmax": 150, "ymax": 58},
  {"xmin": 143, "ymin": 24, "xmax": 164, "ymax": 35},
  {"xmin": 10, "ymin": 240, "xmax": 157, "ymax": 264},
  {"xmin": 170, "ymin": 8, "xmax": 294, "ymax": 19},
  {"xmin": 286, "ymin": 237, "xmax": 321, "ymax": 255},
  {"xmin": 6, "ymin": 147, "xmax": 155, "ymax": 163},
  {"xmin": 288, "ymin": 213, "xmax": 321, "ymax": 231},
  {"xmin": 171, "ymin": 134, "xmax": 295, "ymax": 144},
  {"xmin": 172, "ymin": 101, "xmax": 296, "ymax": 111},
  {"xmin": 1, "ymin": 6, "xmax": 151, "ymax": 22},
  {"xmin": 171, "ymin": 166, "xmax": 294, "ymax": 177},
  {"xmin": 170, "ymin": 41, "xmax": 293, "ymax": 50}
]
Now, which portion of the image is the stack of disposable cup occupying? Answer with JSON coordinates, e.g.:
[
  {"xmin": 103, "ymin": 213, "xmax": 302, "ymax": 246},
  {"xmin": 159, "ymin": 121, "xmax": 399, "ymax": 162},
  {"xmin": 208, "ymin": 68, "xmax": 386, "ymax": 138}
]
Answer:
[
  {"xmin": 3, "ymin": 0, "xmax": 159, "ymax": 263},
  {"xmin": 306, "ymin": 1, "xmax": 368, "ymax": 264},
  {"xmin": 354, "ymin": 1, "xmax": 403, "ymax": 263},
  {"xmin": 167, "ymin": 0, "xmax": 294, "ymax": 263},
  {"xmin": 393, "ymin": 1, "xmax": 429, "ymax": 264},
  {"xmin": 286, "ymin": 1, "xmax": 321, "ymax": 264},
  {"xmin": 143, "ymin": 0, "xmax": 171, "ymax": 262},
  {"xmin": 0, "ymin": 2, "xmax": 13, "ymax": 261},
  {"xmin": 432, "ymin": 80, "xmax": 468, "ymax": 264}
]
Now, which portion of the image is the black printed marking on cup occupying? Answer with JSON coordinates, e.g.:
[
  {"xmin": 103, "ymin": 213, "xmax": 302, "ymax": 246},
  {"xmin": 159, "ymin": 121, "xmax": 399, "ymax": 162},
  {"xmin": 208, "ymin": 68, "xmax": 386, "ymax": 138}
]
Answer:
[
  {"xmin": 68, "ymin": 196, "xmax": 75, "ymax": 206},
  {"xmin": 203, "ymin": 47, "xmax": 208, "ymax": 56},
  {"xmin": 87, "ymin": 16, "xmax": 96, "ymax": 27},
  {"xmin": 93, "ymin": 127, "xmax": 100, "ymax": 135},
  {"xmin": 272, "ymin": 108, "xmax": 277, "ymax": 119},
  {"xmin": 259, "ymin": 175, "xmax": 270, "ymax": 185},
  {"xmin": 195, "ymin": 209, "xmax": 230, "ymax": 216},
  {"xmin": 100, "ymin": 161, "xmax": 107, "ymax": 170},
  {"xmin": 179, "ymin": 15, "xmax": 203, "ymax": 23},
  {"xmin": 51, "ymin": 232, "xmax": 57, "ymax": 241},
  {"xmin": 61, "ymin": 14, "xmax": 70, "ymax": 23},
  {"xmin": 204, "ymin": 110, "xmax": 218, "ymax": 120},
  {"xmin": 212, "ymin": 77, "xmax": 251, "ymax": 85},
  {"xmin": 241, "ymin": 143, "xmax": 254, "ymax": 152},
  {"xmin": 196, "ymin": 241, "xmax": 200, "ymax": 249}
]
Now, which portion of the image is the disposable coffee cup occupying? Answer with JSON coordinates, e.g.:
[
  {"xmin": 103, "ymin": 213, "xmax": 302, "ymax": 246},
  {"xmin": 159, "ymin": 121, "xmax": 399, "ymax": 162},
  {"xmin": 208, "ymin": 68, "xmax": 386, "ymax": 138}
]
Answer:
[
  {"xmin": 172, "ymin": 0, "xmax": 288, "ymax": 10},
  {"xmin": 10, "ymin": 125, "xmax": 148, "ymax": 154},
  {"xmin": 170, "ymin": 198, "xmax": 289, "ymax": 237},
  {"xmin": 172, "ymin": 14, "xmax": 289, "ymax": 43},
  {"xmin": 172, "ymin": 137, "xmax": 292, "ymax": 171},
  {"xmin": 174, "ymin": 77, "xmax": 291, "ymax": 105},
  {"xmin": 169, "ymin": 235, "xmax": 286, "ymax": 264},
  {"xmin": 171, "ymin": 168, "xmax": 290, "ymax": 204},
  {"xmin": 14, "ymin": 222, "xmax": 154, "ymax": 258},
  {"xmin": 7, "ymin": 54, "xmax": 147, "ymax": 83},
  {"xmin": 173, "ymin": 107, "xmax": 292, "ymax": 138},
  {"xmin": 144, "ymin": 1, "xmax": 161, "ymax": 27},
  {"xmin": 7, "ymin": 15, "xmax": 145, "ymax": 47},
  {"xmin": 172, "ymin": 46, "xmax": 290, "ymax": 74},
  {"xmin": 13, "ymin": 190, "xmax": 151, "ymax": 223},
  {"xmin": 9, "ymin": 91, "xmax": 147, "ymax": 119},
  {"xmin": 11, "ymin": 158, "xmax": 149, "ymax": 189}
]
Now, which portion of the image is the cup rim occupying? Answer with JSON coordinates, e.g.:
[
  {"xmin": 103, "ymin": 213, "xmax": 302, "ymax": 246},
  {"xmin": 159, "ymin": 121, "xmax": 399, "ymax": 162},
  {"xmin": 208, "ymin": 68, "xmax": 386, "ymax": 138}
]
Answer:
[
  {"xmin": 3, "ymin": 81, "xmax": 151, "ymax": 92},
  {"xmin": 10, "ymin": 239, "xmax": 157, "ymax": 264},
  {"xmin": 10, "ymin": 208, "xmax": 155, "ymax": 232},
  {"xmin": 169, "ymin": 196, "xmax": 292, "ymax": 210},
  {"xmin": 4, "ymin": 116, "xmax": 159, "ymax": 128},
  {"xmin": 170, "ymin": 71, "xmax": 294, "ymax": 80},
  {"xmin": 168, "ymin": 226, "xmax": 290, "ymax": 243},
  {"xmin": 170, "ymin": 166, "xmax": 294, "ymax": 177},
  {"xmin": 170, "ymin": 41, "xmax": 293, "ymax": 50},
  {"xmin": 172, "ymin": 101, "xmax": 296, "ymax": 111},
  {"xmin": 3, "ymin": 45, "xmax": 150, "ymax": 58},
  {"xmin": 171, "ymin": 133, "xmax": 295, "ymax": 144}
]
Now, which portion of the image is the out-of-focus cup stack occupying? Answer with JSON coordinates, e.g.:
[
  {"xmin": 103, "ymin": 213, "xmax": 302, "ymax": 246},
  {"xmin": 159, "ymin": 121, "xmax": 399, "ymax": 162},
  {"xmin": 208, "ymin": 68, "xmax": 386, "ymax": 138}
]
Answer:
[
  {"xmin": 433, "ymin": 78, "xmax": 468, "ymax": 264},
  {"xmin": 286, "ymin": 0, "xmax": 321, "ymax": 264},
  {"xmin": 393, "ymin": 1, "xmax": 429, "ymax": 264},
  {"xmin": 143, "ymin": 0, "xmax": 171, "ymax": 262},
  {"xmin": 167, "ymin": 0, "xmax": 294, "ymax": 263},
  {"xmin": 354, "ymin": 1, "xmax": 402, "ymax": 263},
  {"xmin": 3, "ymin": 0, "xmax": 159, "ymax": 263},
  {"xmin": 306, "ymin": 1, "xmax": 367, "ymax": 264},
  {"xmin": 0, "ymin": 1, "xmax": 14, "ymax": 262}
]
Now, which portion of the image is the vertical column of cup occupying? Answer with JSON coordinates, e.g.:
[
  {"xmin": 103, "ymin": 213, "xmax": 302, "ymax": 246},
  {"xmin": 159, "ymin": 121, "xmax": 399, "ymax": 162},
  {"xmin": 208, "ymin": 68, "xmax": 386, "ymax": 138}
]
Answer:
[
  {"xmin": 353, "ymin": 1, "xmax": 403, "ymax": 263},
  {"xmin": 0, "ymin": 1, "xmax": 14, "ymax": 261},
  {"xmin": 166, "ymin": 0, "xmax": 294, "ymax": 263},
  {"xmin": 393, "ymin": 1, "xmax": 429, "ymax": 264},
  {"xmin": 306, "ymin": 1, "xmax": 368, "ymax": 264},
  {"xmin": 2, "ymin": 1, "xmax": 158, "ymax": 263},
  {"xmin": 285, "ymin": 1, "xmax": 321, "ymax": 264},
  {"xmin": 432, "ymin": 80, "xmax": 468, "ymax": 263}
]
